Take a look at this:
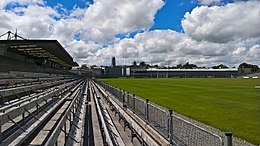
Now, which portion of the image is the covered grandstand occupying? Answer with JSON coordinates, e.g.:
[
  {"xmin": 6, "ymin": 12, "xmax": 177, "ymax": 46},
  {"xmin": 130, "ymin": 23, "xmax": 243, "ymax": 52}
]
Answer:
[
  {"xmin": 131, "ymin": 68, "xmax": 238, "ymax": 78},
  {"xmin": 91, "ymin": 67, "xmax": 239, "ymax": 78},
  {"xmin": 0, "ymin": 38, "xmax": 78, "ymax": 73}
]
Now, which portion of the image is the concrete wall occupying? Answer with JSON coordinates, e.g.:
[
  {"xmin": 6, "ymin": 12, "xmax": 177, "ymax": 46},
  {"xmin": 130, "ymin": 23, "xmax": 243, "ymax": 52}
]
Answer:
[{"xmin": 103, "ymin": 67, "xmax": 122, "ymax": 78}]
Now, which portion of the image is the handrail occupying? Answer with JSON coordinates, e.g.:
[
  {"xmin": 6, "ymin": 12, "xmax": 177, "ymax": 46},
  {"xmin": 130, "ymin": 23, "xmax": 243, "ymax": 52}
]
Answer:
[
  {"xmin": 92, "ymin": 87, "xmax": 114, "ymax": 146},
  {"xmin": 92, "ymin": 85, "xmax": 125, "ymax": 146}
]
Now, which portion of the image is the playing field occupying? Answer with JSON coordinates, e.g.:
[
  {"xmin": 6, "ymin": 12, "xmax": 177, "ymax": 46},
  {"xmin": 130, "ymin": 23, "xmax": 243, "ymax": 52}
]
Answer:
[{"xmin": 99, "ymin": 78, "xmax": 260, "ymax": 145}]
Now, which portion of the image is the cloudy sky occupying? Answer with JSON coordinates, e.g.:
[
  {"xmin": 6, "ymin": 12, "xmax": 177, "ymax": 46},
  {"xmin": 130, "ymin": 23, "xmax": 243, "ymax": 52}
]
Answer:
[{"xmin": 0, "ymin": 0, "xmax": 259, "ymax": 67}]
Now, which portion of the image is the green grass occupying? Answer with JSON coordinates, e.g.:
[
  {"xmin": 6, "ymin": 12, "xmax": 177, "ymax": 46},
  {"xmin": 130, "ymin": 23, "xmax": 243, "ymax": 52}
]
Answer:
[{"xmin": 99, "ymin": 78, "xmax": 260, "ymax": 145}]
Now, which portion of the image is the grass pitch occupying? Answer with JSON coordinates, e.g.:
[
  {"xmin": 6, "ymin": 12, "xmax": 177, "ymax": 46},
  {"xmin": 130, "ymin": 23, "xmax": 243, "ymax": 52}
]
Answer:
[{"xmin": 100, "ymin": 78, "xmax": 260, "ymax": 145}]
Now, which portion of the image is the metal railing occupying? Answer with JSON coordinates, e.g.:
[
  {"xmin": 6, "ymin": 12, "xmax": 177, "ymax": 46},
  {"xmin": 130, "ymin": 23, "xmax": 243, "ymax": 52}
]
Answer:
[
  {"xmin": 92, "ymin": 85, "xmax": 125, "ymax": 146},
  {"xmin": 171, "ymin": 115, "xmax": 223, "ymax": 146},
  {"xmin": 95, "ymin": 80, "xmax": 224, "ymax": 146},
  {"xmin": 45, "ymin": 81, "xmax": 87, "ymax": 146},
  {"xmin": 0, "ymin": 79, "xmax": 82, "ymax": 145},
  {"xmin": 0, "ymin": 78, "xmax": 75, "ymax": 104}
]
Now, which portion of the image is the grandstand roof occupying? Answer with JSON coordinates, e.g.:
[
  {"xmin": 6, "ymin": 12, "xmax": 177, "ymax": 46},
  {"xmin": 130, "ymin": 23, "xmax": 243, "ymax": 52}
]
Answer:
[{"xmin": 0, "ymin": 40, "xmax": 78, "ymax": 67}]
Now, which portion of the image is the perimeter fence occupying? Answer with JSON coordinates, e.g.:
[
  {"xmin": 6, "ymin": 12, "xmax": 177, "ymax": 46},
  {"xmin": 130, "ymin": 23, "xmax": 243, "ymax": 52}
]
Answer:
[{"xmin": 95, "ymin": 79, "xmax": 225, "ymax": 146}]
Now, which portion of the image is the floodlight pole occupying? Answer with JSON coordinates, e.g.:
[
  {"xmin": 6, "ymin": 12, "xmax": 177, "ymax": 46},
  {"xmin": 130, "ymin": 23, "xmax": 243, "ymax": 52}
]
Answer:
[
  {"xmin": 0, "ymin": 30, "xmax": 27, "ymax": 40},
  {"xmin": 7, "ymin": 31, "xmax": 11, "ymax": 40}
]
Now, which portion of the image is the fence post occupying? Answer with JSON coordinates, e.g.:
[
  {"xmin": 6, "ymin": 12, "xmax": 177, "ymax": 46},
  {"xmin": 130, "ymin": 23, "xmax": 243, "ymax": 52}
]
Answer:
[
  {"xmin": 133, "ymin": 94, "xmax": 135, "ymax": 114},
  {"xmin": 118, "ymin": 88, "xmax": 121, "ymax": 99},
  {"xmin": 120, "ymin": 90, "xmax": 124, "ymax": 102},
  {"xmin": 225, "ymin": 132, "xmax": 232, "ymax": 146},
  {"xmin": 168, "ymin": 109, "xmax": 173, "ymax": 144},
  {"xmin": 145, "ymin": 99, "xmax": 149, "ymax": 124},
  {"xmin": 123, "ymin": 91, "xmax": 127, "ymax": 108},
  {"xmin": 0, "ymin": 121, "xmax": 2, "ymax": 143},
  {"xmin": 127, "ymin": 92, "xmax": 130, "ymax": 107},
  {"xmin": 118, "ymin": 89, "xmax": 121, "ymax": 101}
]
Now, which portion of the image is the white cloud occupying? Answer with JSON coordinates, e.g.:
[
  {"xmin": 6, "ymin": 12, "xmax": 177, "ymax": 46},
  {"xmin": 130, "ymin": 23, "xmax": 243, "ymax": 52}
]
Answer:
[
  {"xmin": 0, "ymin": 4, "xmax": 58, "ymax": 39},
  {"xmin": 232, "ymin": 47, "xmax": 246, "ymax": 55},
  {"xmin": 82, "ymin": 0, "xmax": 164, "ymax": 43},
  {"xmin": 199, "ymin": 0, "xmax": 221, "ymax": 5},
  {"xmin": 182, "ymin": 1, "xmax": 260, "ymax": 43},
  {"xmin": 97, "ymin": 30, "xmax": 260, "ymax": 67},
  {"xmin": 248, "ymin": 44, "xmax": 260, "ymax": 58},
  {"xmin": 0, "ymin": 0, "xmax": 259, "ymax": 68},
  {"xmin": 66, "ymin": 40, "xmax": 102, "ymax": 65},
  {"xmin": 0, "ymin": 0, "xmax": 45, "ymax": 9},
  {"xmin": 0, "ymin": 0, "xmax": 165, "ymax": 64}
]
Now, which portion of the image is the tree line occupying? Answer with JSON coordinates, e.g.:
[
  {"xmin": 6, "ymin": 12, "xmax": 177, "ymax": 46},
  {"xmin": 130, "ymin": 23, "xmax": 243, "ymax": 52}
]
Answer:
[
  {"xmin": 131, "ymin": 61, "xmax": 259, "ymax": 70},
  {"xmin": 88, "ymin": 58, "xmax": 259, "ymax": 72}
]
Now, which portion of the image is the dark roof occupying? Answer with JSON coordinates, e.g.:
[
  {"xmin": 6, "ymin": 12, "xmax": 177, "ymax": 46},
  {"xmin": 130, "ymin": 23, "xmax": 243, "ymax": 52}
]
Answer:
[{"xmin": 0, "ymin": 40, "xmax": 78, "ymax": 67}]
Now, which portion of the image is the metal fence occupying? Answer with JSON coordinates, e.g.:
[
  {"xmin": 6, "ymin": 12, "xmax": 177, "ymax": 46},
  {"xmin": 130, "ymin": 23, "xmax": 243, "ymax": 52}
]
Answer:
[
  {"xmin": 171, "ymin": 116, "xmax": 223, "ymax": 146},
  {"xmin": 95, "ymin": 80, "xmax": 224, "ymax": 146}
]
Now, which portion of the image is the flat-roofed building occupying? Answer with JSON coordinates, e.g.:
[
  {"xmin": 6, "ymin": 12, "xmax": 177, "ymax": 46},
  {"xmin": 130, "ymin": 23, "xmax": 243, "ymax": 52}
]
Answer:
[{"xmin": 131, "ymin": 68, "xmax": 238, "ymax": 78}]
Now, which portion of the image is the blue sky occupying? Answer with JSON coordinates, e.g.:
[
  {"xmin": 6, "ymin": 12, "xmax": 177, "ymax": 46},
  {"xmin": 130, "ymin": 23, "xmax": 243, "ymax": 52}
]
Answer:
[
  {"xmin": 42, "ymin": 0, "xmax": 238, "ymax": 33},
  {"xmin": 46, "ymin": 0, "xmax": 93, "ymax": 9},
  {"xmin": 0, "ymin": 0, "xmax": 259, "ymax": 67},
  {"xmin": 3, "ymin": 0, "xmax": 242, "ymax": 37},
  {"xmin": 152, "ymin": 0, "xmax": 198, "ymax": 32}
]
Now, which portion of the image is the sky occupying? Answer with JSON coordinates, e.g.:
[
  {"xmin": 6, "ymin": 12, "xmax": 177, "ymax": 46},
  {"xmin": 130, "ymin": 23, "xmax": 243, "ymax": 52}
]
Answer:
[{"xmin": 0, "ymin": 0, "xmax": 259, "ymax": 68}]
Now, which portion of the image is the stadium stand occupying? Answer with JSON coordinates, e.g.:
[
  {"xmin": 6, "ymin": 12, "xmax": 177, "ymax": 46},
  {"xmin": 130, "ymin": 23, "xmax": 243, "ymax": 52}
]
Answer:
[
  {"xmin": 243, "ymin": 72, "xmax": 260, "ymax": 78},
  {"xmin": 0, "ymin": 34, "xmax": 78, "ymax": 73}
]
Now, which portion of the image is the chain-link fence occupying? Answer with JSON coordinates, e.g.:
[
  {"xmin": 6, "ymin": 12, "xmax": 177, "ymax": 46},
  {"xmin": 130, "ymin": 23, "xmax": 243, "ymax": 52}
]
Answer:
[
  {"xmin": 95, "ymin": 80, "xmax": 224, "ymax": 146},
  {"xmin": 171, "ymin": 115, "xmax": 223, "ymax": 146},
  {"xmin": 147, "ymin": 102, "xmax": 169, "ymax": 138},
  {"xmin": 132, "ymin": 95, "xmax": 146, "ymax": 120}
]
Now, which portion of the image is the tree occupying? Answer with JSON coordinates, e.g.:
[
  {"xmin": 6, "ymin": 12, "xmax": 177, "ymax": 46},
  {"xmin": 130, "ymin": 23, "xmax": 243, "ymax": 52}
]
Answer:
[
  {"xmin": 111, "ymin": 57, "xmax": 116, "ymax": 67},
  {"xmin": 177, "ymin": 64, "xmax": 182, "ymax": 69},
  {"xmin": 176, "ymin": 62, "xmax": 197, "ymax": 69},
  {"xmin": 132, "ymin": 60, "xmax": 137, "ymax": 67},
  {"xmin": 139, "ymin": 61, "xmax": 146, "ymax": 67},
  {"xmin": 153, "ymin": 64, "xmax": 159, "ymax": 68},
  {"xmin": 238, "ymin": 62, "xmax": 259, "ymax": 72},
  {"xmin": 139, "ymin": 61, "xmax": 150, "ymax": 68},
  {"xmin": 212, "ymin": 64, "xmax": 229, "ymax": 69},
  {"xmin": 182, "ymin": 62, "xmax": 197, "ymax": 69},
  {"xmin": 81, "ymin": 64, "xmax": 88, "ymax": 69},
  {"xmin": 90, "ymin": 65, "xmax": 97, "ymax": 69}
]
